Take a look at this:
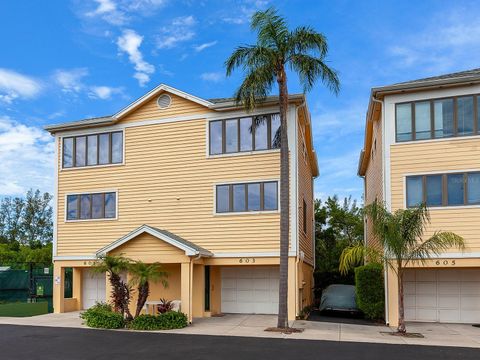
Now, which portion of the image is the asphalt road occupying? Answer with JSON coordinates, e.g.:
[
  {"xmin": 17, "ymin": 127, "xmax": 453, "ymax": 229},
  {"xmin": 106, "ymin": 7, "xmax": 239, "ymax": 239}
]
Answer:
[{"xmin": 0, "ymin": 324, "xmax": 478, "ymax": 360}]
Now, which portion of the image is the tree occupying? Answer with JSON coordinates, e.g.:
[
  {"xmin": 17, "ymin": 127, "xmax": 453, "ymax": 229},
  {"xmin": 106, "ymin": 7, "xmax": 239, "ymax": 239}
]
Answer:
[
  {"xmin": 315, "ymin": 196, "xmax": 363, "ymax": 273},
  {"xmin": 93, "ymin": 255, "xmax": 133, "ymax": 320},
  {"xmin": 0, "ymin": 189, "xmax": 53, "ymax": 247},
  {"xmin": 339, "ymin": 201, "xmax": 465, "ymax": 334},
  {"xmin": 225, "ymin": 7, "xmax": 339, "ymax": 329},
  {"xmin": 128, "ymin": 261, "xmax": 168, "ymax": 318}
]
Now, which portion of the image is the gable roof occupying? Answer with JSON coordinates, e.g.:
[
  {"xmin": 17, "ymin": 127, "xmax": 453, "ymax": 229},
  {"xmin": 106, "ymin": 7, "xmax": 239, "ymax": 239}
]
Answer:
[
  {"xmin": 44, "ymin": 83, "xmax": 305, "ymax": 133},
  {"xmin": 96, "ymin": 224, "xmax": 213, "ymax": 257}
]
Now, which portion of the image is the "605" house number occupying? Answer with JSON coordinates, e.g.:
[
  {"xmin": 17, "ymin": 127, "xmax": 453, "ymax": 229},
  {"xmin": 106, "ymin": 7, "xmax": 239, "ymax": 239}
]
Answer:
[
  {"xmin": 239, "ymin": 258, "xmax": 255, "ymax": 264},
  {"xmin": 435, "ymin": 260, "xmax": 456, "ymax": 266}
]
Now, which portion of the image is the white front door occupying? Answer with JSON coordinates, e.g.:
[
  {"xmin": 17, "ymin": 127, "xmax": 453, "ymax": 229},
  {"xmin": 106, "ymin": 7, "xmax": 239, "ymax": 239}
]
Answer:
[
  {"xmin": 221, "ymin": 266, "xmax": 279, "ymax": 314},
  {"xmin": 82, "ymin": 269, "xmax": 106, "ymax": 309},
  {"xmin": 404, "ymin": 269, "xmax": 480, "ymax": 323}
]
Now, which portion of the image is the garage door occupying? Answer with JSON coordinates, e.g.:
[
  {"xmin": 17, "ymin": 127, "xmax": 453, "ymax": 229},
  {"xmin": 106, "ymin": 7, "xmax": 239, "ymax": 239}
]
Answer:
[
  {"xmin": 221, "ymin": 266, "xmax": 279, "ymax": 314},
  {"xmin": 82, "ymin": 269, "xmax": 106, "ymax": 309},
  {"xmin": 404, "ymin": 269, "xmax": 480, "ymax": 323}
]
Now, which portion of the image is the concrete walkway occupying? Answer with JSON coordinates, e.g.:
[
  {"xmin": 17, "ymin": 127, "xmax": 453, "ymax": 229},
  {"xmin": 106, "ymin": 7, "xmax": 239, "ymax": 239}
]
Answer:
[{"xmin": 1, "ymin": 312, "xmax": 479, "ymax": 348}]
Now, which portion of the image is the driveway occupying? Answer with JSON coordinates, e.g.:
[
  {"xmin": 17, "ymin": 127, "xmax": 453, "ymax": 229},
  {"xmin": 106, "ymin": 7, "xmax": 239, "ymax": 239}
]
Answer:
[
  {"xmin": 0, "ymin": 323, "xmax": 479, "ymax": 360},
  {"xmin": 0, "ymin": 312, "xmax": 479, "ymax": 348}
]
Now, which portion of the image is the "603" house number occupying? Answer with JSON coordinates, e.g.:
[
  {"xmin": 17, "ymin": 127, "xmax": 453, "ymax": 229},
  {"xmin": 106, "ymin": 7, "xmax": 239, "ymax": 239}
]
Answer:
[{"xmin": 239, "ymin": 258, "xmax": 255, "ymax": 264}]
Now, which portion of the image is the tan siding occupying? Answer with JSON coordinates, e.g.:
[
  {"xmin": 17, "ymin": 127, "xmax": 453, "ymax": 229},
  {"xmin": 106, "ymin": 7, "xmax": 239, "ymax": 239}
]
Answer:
[
  {"xmin": 110, "ymin": 233, "xmax": 184, "ymax": 257},
  {"xmin": 364, "ymin": 118, "xmax": 383, "ymax": 249},
  {"xmin": 297, "ymin": 116, "xmax": 314, "ymax": 264},
  {"xmin": 57, "ymin": 118, "xmax": 281, "ymax": 256},
  {"xmin": 118, "ymin": 92, "xmax": 211, "ymax": 123},
  {"xmin": 390, "ymin": 137, "xmax": 480, "ymax": 252}
]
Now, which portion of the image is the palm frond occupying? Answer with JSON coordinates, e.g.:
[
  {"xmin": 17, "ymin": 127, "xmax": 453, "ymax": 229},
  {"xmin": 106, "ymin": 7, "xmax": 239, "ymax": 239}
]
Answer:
[
  {"xmin": 233, "ymin": 64, "xmax": 275, "ymax": 110},
  {"xmin": 290, "ymin": 54, "xmax": 339, "ymax": 93},
  {"xmin": 406, "ymin": 231, "xmax": 465, "ymax": 266},
  {"xmin": 251, "ymin": 7, "xmax": 289, "ymax": 49},
  {"xmin": 339, "ymin": 244, "xmax": 383, "ymax": 275},
  {"xmin": 225, "ymin": 45, "xmax": 274, "ymax": 76},
  {"xmin": 288, "ymin": 26, "xmax": 328, "ymax": 58}
]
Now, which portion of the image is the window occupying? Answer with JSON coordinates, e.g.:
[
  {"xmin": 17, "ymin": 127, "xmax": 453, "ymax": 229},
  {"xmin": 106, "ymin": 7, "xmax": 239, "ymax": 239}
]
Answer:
[
  {"xmin": 406, "ymin": 176, "xmax": 423, "ymax": 207},
  {"xmin": 209, "ymin": 113, "xmax": 280, "ymax": 155},
  {"xmin": 406, "ymin": 172, "xmax": 480, "ymax": 207},
  {"xmin": 396, "ymin": 103, "xmax": 412, "ymax": 141},
  {"xmin": 303, "ymin": 199, "xmax": 307, "ymax": 233},
  {"xmin": 63, "ymin": 131, "xmax": 123, "ymax": 168},
  {"xmin": 66, "ymin": 192, "xmax": 117, "ymax": 220},
  {"xmin": 215, "ymin": 181, "xmax": 278, "ymax": 213},
  {"xmin": 396, "ymin": 94, "xmax": 480, "ymax": 142},
  {"xmin": 414, "ymin": 102, "xmax": 431, "ymax": 140}
]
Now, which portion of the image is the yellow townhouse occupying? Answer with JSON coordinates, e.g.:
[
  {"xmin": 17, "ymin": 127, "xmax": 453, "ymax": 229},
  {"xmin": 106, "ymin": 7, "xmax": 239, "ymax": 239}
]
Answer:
[
  {"xmin": 45, "ymin": 84, "xmax": 317, "ymax": 322},
  {"xmin": 359, "ymin": 68, "xmax": 480, "ymax": 325}
]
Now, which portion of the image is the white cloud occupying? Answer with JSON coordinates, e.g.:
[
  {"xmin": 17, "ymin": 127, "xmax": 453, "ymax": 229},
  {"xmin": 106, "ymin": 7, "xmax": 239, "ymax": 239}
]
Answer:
[
  {"xmin": 200, "ymin": 72, "xmax": 223, "ymax": 82},
  {"xmin": 194, "ymin": 41, "xmax": 217, "ymax": 52},
  {"xmin": 156, "ymin": 16, "xmax": 196, "ymax": 49},
  {"xmin": 53, "ymin": 68, "xmax": 89, "ymax": 93},
  {"xmin": 0, "ymin": 117, "xmax": 54, "ymax": 196},
  {"xmin": 387, "ymin": 7, "xmax": 480, "ymax": 73},
  {"xmin": 84, "ymin": 0, "xmax": 167, "ymax": 26},
  {"xmin": 117, "ymin": 29, "xmax": 155, "ymax": 86},
  {"xmin": 0, "ymin": 68, "xmax": 42, "ymax": 104},
  {"xmin": 88, "ymin": 86, "xmax": 123, "ymax": 99},
  {"xmin": 222, "ymin": 0, "xmax": 270, "ymax": 25}
]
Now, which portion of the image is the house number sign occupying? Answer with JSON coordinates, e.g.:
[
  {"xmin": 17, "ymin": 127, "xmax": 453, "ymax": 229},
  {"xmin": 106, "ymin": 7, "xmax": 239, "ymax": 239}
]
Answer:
[
  {"xmin": 239, "ymin": 258, "xmax": 255, "ymax": 264},
  {"xmin": 435, "ymin": 260, "xmax": 456, "ymax": 266}
]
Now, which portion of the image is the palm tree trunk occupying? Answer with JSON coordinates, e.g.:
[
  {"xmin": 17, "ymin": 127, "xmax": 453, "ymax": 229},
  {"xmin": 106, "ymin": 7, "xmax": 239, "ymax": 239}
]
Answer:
[
  {"xmin": 397, "ymin": 268, "xmax": 406, "ymax": 333},
  {"xmin": 135, "ymin": 282, "xmax": 150, "ymax": 318},
  {"xmin": 277, "ymin": 67, "xmax": 290, "ymax": 329}
]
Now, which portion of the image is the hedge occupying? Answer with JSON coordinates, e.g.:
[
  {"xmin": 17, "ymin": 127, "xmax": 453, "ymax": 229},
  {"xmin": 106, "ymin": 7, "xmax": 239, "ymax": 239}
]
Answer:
[
  {"xmin": 129, "ymin": 311, "xmax": 188, "ymax": 330},
  {"xmin": 354, "ymin": 263, "xmax": 384, "ymax": 320},
  {"xmin": 80, "ymin": 303, "xmax": 125, "ymax": 329}
]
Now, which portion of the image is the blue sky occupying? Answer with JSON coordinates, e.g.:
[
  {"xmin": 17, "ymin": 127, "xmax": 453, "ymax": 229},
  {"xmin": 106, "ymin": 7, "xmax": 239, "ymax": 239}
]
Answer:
[{"xmin": 1, "ymin": 0, "xmax": 480, "ymax": 202}]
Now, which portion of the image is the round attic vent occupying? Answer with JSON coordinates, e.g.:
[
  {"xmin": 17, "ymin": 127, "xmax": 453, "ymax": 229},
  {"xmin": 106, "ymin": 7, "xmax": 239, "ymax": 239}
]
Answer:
[{"xmin": 157, "ymin": 94, "xmax": 172, "ymax": 109}]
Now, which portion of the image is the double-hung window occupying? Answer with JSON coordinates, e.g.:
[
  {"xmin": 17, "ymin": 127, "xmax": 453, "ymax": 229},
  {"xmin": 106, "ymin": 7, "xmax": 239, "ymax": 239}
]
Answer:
[
  {"xmin": 216, "ymin": 181, "xmax": 278, "ymax": 213},
  {"xmin": 63, "ymin": 131, "xmax": 123, "ymax": 168},
  {"xmin": 209, "ymin": 114, "xmax": 281, "ymax": 155},
  {"xmin": 66, "ymin": 192, "xmax": 117, "ymax": 220}
]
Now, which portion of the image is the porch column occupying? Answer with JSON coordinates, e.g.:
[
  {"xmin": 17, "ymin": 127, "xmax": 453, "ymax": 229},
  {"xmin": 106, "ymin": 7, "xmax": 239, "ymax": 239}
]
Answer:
[
  {"xmin": 53, "ymin": 262, "xmax": 65, "ymax": 313},
  {"xmin": 181, "ymin": 261, "xmax": 192, "ymax": 323},
  {"xmin": 287, "ymin": 257, "xmax": 297, "ymax": 321},
  {"xmin": 72, "ymin": 268, "xmax": 83, "ymax": 310}
]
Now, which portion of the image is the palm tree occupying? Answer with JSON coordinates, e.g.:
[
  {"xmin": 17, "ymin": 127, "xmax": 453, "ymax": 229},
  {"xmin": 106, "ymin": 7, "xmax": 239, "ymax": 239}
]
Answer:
[
  {"xmin": 225, "ymin": 7, "xmax": 339, "ymax": 329},
  {"xmin": 128, "ymin": 261, "xmax": 168, "ymax": 318},
  {"xmin": 339, "ymin": 201, "xmax": 465, "ymax": 333},
  {"xmin": 93, "ymin": 254, "xmax": 133, "ymax": 320}
]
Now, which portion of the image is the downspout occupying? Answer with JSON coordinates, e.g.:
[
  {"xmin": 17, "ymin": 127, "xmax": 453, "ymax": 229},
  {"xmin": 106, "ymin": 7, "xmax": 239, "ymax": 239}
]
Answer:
[{"xmin": 370, "ymin": 95, "xmax": 390, "ymax": 326}]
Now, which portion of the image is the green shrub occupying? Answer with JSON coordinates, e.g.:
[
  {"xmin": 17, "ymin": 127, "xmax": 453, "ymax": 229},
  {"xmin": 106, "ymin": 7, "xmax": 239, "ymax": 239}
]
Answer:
[
  {"xmin": 355, "ymin": 263, "xmax": 384, "ymax": 320},
  {"xmin": 129, "ymin": 311, "xmax": 188, "ymax": 330},
  {"xmin": 80, "ymin": 302, "xmax": 125, "ymax": 329}
]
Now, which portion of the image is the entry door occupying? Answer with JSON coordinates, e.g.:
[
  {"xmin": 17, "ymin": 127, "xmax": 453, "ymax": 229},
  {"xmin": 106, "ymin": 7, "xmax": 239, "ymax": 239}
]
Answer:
[
  {"xmin": 221, "ymin": 266, "xmax": 279, "ymax": 314},
  {"xmin": 404, "ymin": 269, "xmax": 480, "ymax": 323},
  {"xmin": 82, "ymin": 269, "xmax": 106, "ymax": 309}
]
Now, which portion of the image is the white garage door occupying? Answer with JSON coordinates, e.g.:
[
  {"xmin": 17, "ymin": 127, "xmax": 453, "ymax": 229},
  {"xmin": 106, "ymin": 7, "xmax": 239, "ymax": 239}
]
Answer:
[
  {"xmin": 82, "ymin": 269, "xmax": 106, "ymax": 309},
  {"xmin": 404, "ymin": 269, "xmax": 480, "ymax": 323},
  {"xmin": 221, "ymin": 266, "xmax": 279, "ymax": 314}
]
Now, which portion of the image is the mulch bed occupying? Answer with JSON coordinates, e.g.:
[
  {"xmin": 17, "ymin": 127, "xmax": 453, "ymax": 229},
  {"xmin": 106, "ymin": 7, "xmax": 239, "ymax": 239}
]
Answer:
[{"xmin": 265, "ymin": 327, "xmax": 304, "ymax": 334}]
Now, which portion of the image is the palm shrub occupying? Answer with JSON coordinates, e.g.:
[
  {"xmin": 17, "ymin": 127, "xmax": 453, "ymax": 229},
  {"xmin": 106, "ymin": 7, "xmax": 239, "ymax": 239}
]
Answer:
[
  {"xmin": 339, "ymin": 201, "xmax": 465, "ymax": 333},
  {"xmin": 92, "ymin": 254, "xmax": 133, "ymax": 320},
  {"xmin": 128, "ymin": 261, "xmax": 168, "ymax": 318},
  {"xmin": 225, "ymin": 6, "xmax": 339, "ymax": 329}
]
